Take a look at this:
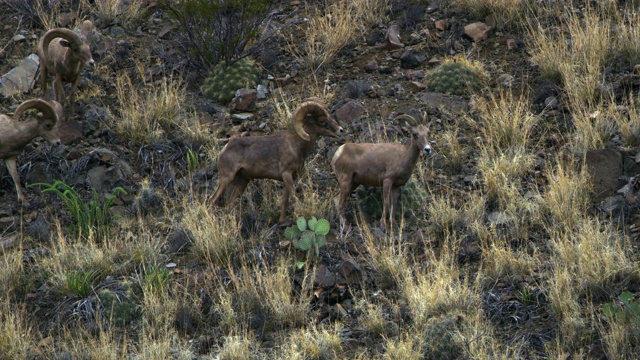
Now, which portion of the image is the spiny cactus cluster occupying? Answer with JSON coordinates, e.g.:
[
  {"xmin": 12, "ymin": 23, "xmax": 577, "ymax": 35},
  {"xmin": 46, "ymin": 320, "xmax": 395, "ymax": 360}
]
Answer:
[
  {"xmin": 356, "ymin": 178, "xmax": 427, "ymax": 221},
  {"xmin": 97, "ymin": 281, "xmax": 139, "ymax": 326},
  {"xmin": 201, "ymin": 58, "xmax": 260, "ymax": 105},
  {"xmin": 420, "ymin": 312, "xmax": 464, "ymax": 359},
  {"xmin": 423, "ymin": 58, "xmax": 486, "ymax": 96}
]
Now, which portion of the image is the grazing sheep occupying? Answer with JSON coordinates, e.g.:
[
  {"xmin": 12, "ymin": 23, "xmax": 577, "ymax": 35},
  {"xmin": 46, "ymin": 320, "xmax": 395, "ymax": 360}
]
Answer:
[
  {"xmin": 37, "ymin": 20, "xmax": 95, "ymax": 114},
  {"xmin": 0, "ymin": 99, "xmax": 62, "ymax": 204},
  {"xmin": 212, "ymin": 100, "xmax": 344, "ymax": 225},
  {"xmin": 331, "ymin": 114, "xmax": 432, "ymax": 229}
]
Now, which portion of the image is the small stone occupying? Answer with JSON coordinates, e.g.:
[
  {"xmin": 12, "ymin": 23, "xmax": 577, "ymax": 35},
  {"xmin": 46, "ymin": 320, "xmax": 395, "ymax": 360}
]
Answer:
[
  {"xmin": 496, "ymin": 73, "xmax": 514, "ymax": 87},
  {"xmin": 464, "ymin": 22, "xmax": 492, "ymax": 42},
  {"xmin": 507, "ymin": 38, "xmax": 518, "ymax": 50},
  {"xmin": 12, "ymin": 34, "xmax": 26, "ymax": 42},
  {"xmin": 435, "ymin": 20, "xmax": 449, "ymax": 31},
  {"xmin": 385, "ymin": 25, "xmax": 404, "ymax": 50},
  {"xmin": 634, "ymin": 64, "xmax": 640, "ymax": 75},
  {"xmin": 405, "ymin": 81, "xmax": 425, "ymax": 93},
  {"xmin": 364, "ymin": 59, "xmax": 379, "ymax": 72}
]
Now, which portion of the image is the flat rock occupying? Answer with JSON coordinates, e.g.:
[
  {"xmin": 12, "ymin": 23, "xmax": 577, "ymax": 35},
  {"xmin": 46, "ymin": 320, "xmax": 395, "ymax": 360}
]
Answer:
[
  {"xmin": 416, "ymin": 92, "xmax": 470, "ymax": 113},
  {"xmin": 0, "ymin": 54, "xmax": 39, "ymax": 97},
  {"xmin": 464, "ymin": 22, "xmax": 492, "ymax": 42},
  {"xmin": 585, "ymin": 147, "xmax": 623, "ymax": 202},
  {"xmin": 335, "ymin": 100, "xmax": 366, "ymax": 124}
]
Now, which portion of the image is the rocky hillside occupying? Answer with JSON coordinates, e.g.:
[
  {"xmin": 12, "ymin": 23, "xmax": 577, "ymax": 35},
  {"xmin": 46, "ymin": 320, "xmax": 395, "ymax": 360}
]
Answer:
[{"xmin": 1, "ymin": 0, "xmax": 640, "ymax": 358}]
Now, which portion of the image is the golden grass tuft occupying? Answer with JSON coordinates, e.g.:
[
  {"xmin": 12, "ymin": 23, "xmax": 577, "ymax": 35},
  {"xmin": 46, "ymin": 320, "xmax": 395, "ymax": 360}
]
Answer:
[
  {"xmin": 86, "ymin": 0, "xmax": 147, "ymax": 28},
  {"xmin": 453, "ymin": 0, "xmax": 528, "ymax": 30},
  {"xmin": 279, "ymin": 323, "xmax": 343, "ymax": 360},
  {"xmin": 182, "ymin": 200, "xmax": 244, "ymax": 267}
]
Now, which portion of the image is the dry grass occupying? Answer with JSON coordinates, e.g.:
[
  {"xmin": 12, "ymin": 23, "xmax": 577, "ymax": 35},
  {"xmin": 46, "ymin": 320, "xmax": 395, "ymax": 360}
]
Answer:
[
  {"xmin": 453, "ymin": 0, "xmax": 528, "ymax": 30},
  {"xmin": 470, "ymin": 90, "xmax": 539, "ymax": 155},
  {"xmin": 288, "ymin": 0, "xmax": 388, "ymax": 77},
  {"xmin": 182, "ymin": 200, "xmax": 244, "ymax": 266},
  {"xmin": 85, "ymin": 0, "xmax": 147, "ymax": 28},
  {"xmin": 115, "ymin": 62, "xmax": 192, "ymax": 144}
]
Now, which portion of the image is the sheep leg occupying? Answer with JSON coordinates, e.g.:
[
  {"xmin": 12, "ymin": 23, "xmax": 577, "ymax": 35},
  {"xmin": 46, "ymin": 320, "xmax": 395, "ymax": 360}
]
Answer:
[
  {"xmin": 390, "ymin": 186, "xmax": 401, "ymax": 228},
  {"xmin": 227, "ymin": 176, "xmax": 250, "ymax": 204},
  {"xmin": 40, "ymin": 66, "xmax": 48, "ymax": 98},
  {"xmin": 54, "ymin": 76, "xmax": 65, "ymax": 106},
  {"xmin": 336, "ymin": 176, "xmax": 353, "ymax": 221},
  {"xmin": 5, "ymin": 159, "xmax": 26, "ymax": 204},
  {"xmin": 211, "ymin": 175, "xmax": 235, "ymax": 206},
  {"xmin": 280, "ymin": 171, "xmax": 295, "ymax": 225},
  {"xmin": 68, "ymin": 76, "xmax": 81, "ymax": 115},
  {"xmin": 381, "ymin": 179, "xmax": 393, "ymax": 230}
]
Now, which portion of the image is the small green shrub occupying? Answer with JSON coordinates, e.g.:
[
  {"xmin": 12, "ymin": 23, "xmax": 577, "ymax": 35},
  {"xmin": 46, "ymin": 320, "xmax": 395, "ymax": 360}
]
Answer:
[
  {"xmin": 97, "ymin": 281, "xmax": 140, "ymax": 326},
  {"xmin": 424, "ymin": 58, "xmax": 487, "ymax": 96},
  {"xmin": 66, "ymin": 269, "xmax": 100, "ymax": 298},
  {"xmin": 602, "ymin": 291, "xmax": 640, "ymax": 324},
  {"xmin": 160, "ymin": 0, "xmax": 276, "ymax": 74},
  {"xmin": 284, "ymin": 217, "xmax": 330, "ymax": 258},
  {"xmin": 143, "ymin": 266, "xmax": 171, "ymax": 295},
  {"xmin": 31, "ymin": 180, "xmax": 127, "ymax": 240},
  {"xmin": 420, "ymin": 313, "xmax": 465, "ymax": 359},
  {"xmin": 201, "ymin": 57, "xmax": 260, "ymax": 105},
  {"xmin": 356, "ymin": 178, "xmax": 427, "ymax": 221}
]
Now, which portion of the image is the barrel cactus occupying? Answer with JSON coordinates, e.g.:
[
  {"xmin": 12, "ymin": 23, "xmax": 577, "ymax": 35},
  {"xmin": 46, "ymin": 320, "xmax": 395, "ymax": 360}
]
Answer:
[
  {"xmin": 420, "ymin": 312, "xmax": 465, "ymax": 359},
  {"xmin": 424, "ymin": 58, "xmax": 486, "ymax": 96},
  {"xmin": 202, "ymin": 58, "xmax": 260, "ymax": 105},
  {"xmin": 97, "ymin": 281, "xmax": 140, "ymax": 326},
  {"xmin": 356, "ymin": 177, "xmax": 427, "ymax": 221}
]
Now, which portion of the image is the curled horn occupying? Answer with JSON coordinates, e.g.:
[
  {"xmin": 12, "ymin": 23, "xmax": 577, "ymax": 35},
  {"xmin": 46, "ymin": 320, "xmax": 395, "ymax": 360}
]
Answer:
[
  {"xmin": 393, "ymin": 113, "xmax": 418, "ymax": 126},
  {"xmin": 42, "ymin": 28, "xmax": 83, "ymax": 54},
  {"xmin": 293, "ymin": 101, "xmax": 329, "ymax": 142},
  {"xmin": 15, "ymin": 99, "xmax": 59, "ymax": 124}
]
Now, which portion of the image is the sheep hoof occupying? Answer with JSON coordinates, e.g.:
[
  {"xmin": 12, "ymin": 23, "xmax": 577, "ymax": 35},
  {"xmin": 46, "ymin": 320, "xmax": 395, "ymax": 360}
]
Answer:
[{"xmin": 278, "ymin": 220, "xmax": 292, "ymax": 228}]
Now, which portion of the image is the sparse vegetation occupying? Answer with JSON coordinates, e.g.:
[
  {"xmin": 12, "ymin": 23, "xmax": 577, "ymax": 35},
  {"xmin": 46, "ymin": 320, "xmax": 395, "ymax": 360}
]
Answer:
[{"xmin": 3, "ymin": 0, "xmax": 640, "ymax": 358}]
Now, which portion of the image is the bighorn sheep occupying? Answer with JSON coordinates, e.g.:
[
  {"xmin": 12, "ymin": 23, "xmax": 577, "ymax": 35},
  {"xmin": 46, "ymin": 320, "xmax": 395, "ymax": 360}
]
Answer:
[
  {"xmin": 1, "ymin": 99, "xmax": 62, "ymax": 204},
  {"xmin": 37, "ymin": 20, "xmax": 95, "ymax": 114},
  {"xmin": 331, "ymin": 114, "xmax": 432, "ymax": 229},
  {"xmin": 212, "ymin": 100, "xmax": 344, "ymax": 225}
]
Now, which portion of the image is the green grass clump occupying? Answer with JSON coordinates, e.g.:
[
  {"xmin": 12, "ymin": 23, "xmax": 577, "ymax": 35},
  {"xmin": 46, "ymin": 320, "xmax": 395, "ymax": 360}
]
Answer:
[
  {"xmin": 31, "ymin": 180, "xmax": 126, "ymax": 241},
  {"xmin": 424, "ymin": 58, "xmax": 486, "ymax": 96},
  {"xmin": 202, "ymin": 58, "xmax": 260, "ymax": 105}
]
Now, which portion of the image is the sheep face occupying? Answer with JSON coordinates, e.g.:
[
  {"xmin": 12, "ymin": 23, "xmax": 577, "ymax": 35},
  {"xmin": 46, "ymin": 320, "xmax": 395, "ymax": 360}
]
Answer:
[
  {"xmin": 309, "ymin": 114, "xmax": 344, "ymax": 139},
  {"xmin": 39, "ymin": 118, "xmax": 61, "ymax": 146},
  {"xmin": 412, "ymin": 124, "xmax": 432, "ymax": 155},
  {"xmin": 57, "ymin": 39, "xmax": 95, "ymax": 73}
]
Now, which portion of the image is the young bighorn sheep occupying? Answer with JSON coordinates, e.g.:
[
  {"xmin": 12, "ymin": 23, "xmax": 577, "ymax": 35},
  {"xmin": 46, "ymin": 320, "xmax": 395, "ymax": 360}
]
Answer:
[
  {"xmin": 212, "ymin": 100, "xmax": 344, "ymax": 225},
  {"xmin": 37, "ymin": 20, "xmax": 95, "ymax": 114},
  {"xmin": 331, "ymin": 114, "xmax": 432, "ymax": 229},
  {"xmin": 1, "ymin": 99, "xmax": 62, "ymax": 204}
]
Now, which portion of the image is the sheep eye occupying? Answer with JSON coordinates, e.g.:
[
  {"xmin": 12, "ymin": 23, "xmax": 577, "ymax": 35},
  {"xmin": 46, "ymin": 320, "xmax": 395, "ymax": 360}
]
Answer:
[{"xmin": 45, "ymin": 124, "xmax": 52, "ymax": 130}]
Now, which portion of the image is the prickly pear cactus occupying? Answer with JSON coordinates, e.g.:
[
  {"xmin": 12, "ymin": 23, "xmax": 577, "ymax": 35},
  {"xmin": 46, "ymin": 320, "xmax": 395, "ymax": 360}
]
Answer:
[
  {"xmin": 420, "ymin": 312, "xmax": 464, "ymax": 359},
  {"xmin": 356, "ymin": 178, "xmax": 427, "ymax": 220},
  {"xmin": 201, "ymin": 58, "xmax": 260, "ymax": 105},
  {"xmin": 423, "ymin": 58, "xmax": 486, "ymax": 96}
]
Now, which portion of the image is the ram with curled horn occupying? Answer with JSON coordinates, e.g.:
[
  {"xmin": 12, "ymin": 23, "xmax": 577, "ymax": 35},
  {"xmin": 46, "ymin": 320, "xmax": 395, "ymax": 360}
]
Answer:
[
  {"xmin": 1, "ymin": 99, "xmax": 62, "ymax": 204},
  {"xmin": 211, "ymin": 100, "xmax": 344, "ymax": 225},
  {"xmin": 37, "ymin": 20, "xmax": 96, "ymax": 115},
  {"xmin": 331, "ymin": 112, "xmax": 433, "ymax": 230}
]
